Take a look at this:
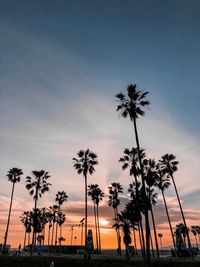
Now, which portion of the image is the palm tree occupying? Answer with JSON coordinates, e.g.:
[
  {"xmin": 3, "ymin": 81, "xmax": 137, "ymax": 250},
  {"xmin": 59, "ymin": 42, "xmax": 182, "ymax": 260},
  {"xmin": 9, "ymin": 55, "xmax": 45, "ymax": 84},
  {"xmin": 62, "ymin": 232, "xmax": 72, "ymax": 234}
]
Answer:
[
  {"xmin": 26, "ymin": 170, "xmax": 51, "ymax": 245},
  {"xmin": 55, "ymin": 191, "xmax": 68, "ymax": 245},
  {"xmin": 88, "ymin": 184, "xmax": 104, "ymax": 253},
  {"xmin": 95, "ymin": 186, "xmax": 104, "ymax": 253},
  {"xmin": 49, "ymin": 205, "xmax": 59, "ymax": 245},
  {"xmin": 176, "ymin": 223, "xmax": 189, "ymax": 248},
  {"xmin": 88, "ymin": 184, "xmax": 99, "ymax": 251},
  {"xmin": 156, "ymin": 165, "xmax": 175, "ymax": 247},
  {"xmin": 20, "ymin": 211, "xmax": 32, "ymax": 248},
  {"xmin": 159, "ymin": 154, "xmax": 191, "ymax": 250},
  {"xmin": 117, "ymin": 212, "xmax": 132, "ymax": 260},
  {"xmin": 128, "ymin": 181, "xmax": 146, "ymax": 258},
  {"xmin": 3, "ymin": 168, "xmax": 23, "ymax": 250},
  {"xmin": 191, "ymin": 226, "xmax": 199, "ymax": 248},
  {"xmin": 108, "ymin": 182, "xmax": 123, "ymax": 255},
  {"xmin": 119, "ymin": 147, "xmax": 146, "ymax": 256},
  {"xmin": 143, "ymin": 158, "xmax": 160, "ymax": 257},
  {"xmin": 116, "ymin": 84, "xmax": 151, "ymax": 260},
  {"xmin": 57, "ymin": 211, "xmax": 66, "ymax": 245},
  {"xmin": 46, "ymin": 209, "xmax": 53, "ymax": 246},
  {"xmin": 73, "ymin": 149, "xmax": 98, "ymax": 258}
]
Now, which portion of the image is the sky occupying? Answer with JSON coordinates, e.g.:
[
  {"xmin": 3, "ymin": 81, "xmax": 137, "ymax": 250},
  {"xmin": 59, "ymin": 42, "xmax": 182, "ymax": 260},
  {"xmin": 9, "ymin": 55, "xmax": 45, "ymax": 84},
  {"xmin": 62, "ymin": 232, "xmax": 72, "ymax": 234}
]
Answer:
[{"xmin": 0, "ymin": 0, "xmax": 200, "ymax": 249}]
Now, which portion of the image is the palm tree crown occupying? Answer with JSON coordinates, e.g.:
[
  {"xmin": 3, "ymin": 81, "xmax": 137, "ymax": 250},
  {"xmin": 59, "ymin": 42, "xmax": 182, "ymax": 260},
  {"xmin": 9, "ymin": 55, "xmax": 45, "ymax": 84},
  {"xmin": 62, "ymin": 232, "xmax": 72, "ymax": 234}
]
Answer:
[
  {"xmin": 116, "ymin": 84, "xmax": 150, "ymax": 120},
  {"xmin": 26, "ymin": 170, "xmax": 51, "ymax": 201},
  {"xmin": 159, "ymin": 154, "xmax": 179, "ymax": 176},
  {"xmin": 73, "ymin": 149, "xmax": 98, "ymax": 177},
  {"xmin": 7, "ymin": 168, "xmax": 23, "ymax": 183},
  {"xmin": 55, "ymin": 191, "xmax": 68, "ymax": 206}
]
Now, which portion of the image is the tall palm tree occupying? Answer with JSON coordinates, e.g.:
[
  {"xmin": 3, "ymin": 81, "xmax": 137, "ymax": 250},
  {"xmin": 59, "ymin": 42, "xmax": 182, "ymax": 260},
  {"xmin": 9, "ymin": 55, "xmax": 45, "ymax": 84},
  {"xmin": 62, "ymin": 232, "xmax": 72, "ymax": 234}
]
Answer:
[
  {"xmin": 116, "ymin": 84, "xmax": 151, "ymax": 260},
  {"xmin": 49, "ymin": 205, "xmax": 59, "ymax": 245},
  {"xmin": 108, "ymin": 182, "xmax": 123, "ymax": 255},
  {"xmin": 143, "ymin": 158, "xmax": 160, "ymax": 257},
  {"xmin": 73, "ymin": 149, "xmax": 98, "ymax": 258},
  {"xmin": 3, "ymin": 168, "xmax": 23, "ymax": 250},
  {"xmin": 55, "ymin": 191, "xmax": 68, "ymax": 245},
  {"xmin": 156, "ymin": 165, "xmax": 175, "ymax": 247},
  {"xmin": 159, "ymin": 154, "xmax": 191, "ymax": 250},
  {"xmin": 26, "ymin": 170, "xmax": 51, "ymax": 245},
  {"xmin": 46, "ymin": 209, "xmax": 53, "ymax": 246}
]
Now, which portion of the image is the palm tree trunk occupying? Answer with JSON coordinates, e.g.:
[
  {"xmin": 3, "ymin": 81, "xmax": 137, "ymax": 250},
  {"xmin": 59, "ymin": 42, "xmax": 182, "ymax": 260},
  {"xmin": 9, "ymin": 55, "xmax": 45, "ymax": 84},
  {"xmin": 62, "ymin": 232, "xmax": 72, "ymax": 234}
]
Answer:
[
  {"xmin": 150, "ymin": 207, "xmax": 160, "ymax": 257},
  {"xmin": 96, "ymin": 204, "xmax": 101, "ymax": 253},
  {"xmin": 48, "ymin": 225, "xmax": 51, "ymax": 246},
  {"xmin": 139, "ymin": 219, "xmax": 145, "ymax": 259},
  {"xmin": 150, "ymin": 231, "xmax": 155, "ymax": 257},
  {"xmin": 3, "ymin": 182, "xmax": 15, "ymax": 250},
  {"xmin": 161, "ymin": 190, "xmax": 175, "ymax": 247},
  {"xmin": 133, "ymin": 228, "xmax": 137, "ymax": 255},
  {"xmin": 28, "ymin": 232, "xmax": 30, "ymax": 246},
  {"xmin": 23, "ymin": 230, "xmax": 27, "ymax": 248},
  {"xmin": 32, "ymin": 194, "xmax": 38, "ymax": 246},
  {"xmin": 93, "ymin": 201, "xmax": 99, "ymax": 251},
  {"xmin": 194, "ymin": 235, "xmax": 198, "ymax": 248},
  {"xmin": 138, "ymin": 223, "xmax": 143, "ymax": 256},
  {"xmin": 116, "ymin": 206, "xmax": 121, "ymax": 256},
  {"xmin": 171, "ymin": 174, "xmax": 191, "ymax": 250},
  {"xmin": 133, "ymin": 118, "xmax": 150, "ymax": 261},
  {"xmin": 51, "ymin": 222, "xmax": 55, "ymax": 245},
  {"xmin": 84, "ymin": 174, "xmax": 88, "ymax": 258}
]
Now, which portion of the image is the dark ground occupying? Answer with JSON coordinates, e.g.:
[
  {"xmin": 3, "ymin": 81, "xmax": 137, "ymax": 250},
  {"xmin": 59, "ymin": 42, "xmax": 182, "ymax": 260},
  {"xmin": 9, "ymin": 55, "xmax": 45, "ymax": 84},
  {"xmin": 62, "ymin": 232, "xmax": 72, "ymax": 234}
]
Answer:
[{"xmin": 0, "ymin": 256, "xmax": 200, "ymax": 267}]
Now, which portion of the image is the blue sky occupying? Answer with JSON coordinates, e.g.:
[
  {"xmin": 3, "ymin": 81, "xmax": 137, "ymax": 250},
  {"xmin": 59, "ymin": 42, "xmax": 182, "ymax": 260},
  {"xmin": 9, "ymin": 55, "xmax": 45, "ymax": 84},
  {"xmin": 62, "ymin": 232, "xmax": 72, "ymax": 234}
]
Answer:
[{"xmin": 0, "ymin": 0, "xmax": 200, "ymax": 246}]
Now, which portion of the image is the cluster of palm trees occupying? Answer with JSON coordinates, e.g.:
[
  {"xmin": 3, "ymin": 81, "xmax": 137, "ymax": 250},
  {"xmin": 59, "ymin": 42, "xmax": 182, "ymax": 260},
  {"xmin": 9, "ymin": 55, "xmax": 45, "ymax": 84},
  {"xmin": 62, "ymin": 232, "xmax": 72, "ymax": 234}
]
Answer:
[
  {"xmin": 2, "ymin": 84, "xmax": 199, "ymax": 261},
  {"xmin": 3, "ymin": 168, "xmax": 68, "ymax": 250}
]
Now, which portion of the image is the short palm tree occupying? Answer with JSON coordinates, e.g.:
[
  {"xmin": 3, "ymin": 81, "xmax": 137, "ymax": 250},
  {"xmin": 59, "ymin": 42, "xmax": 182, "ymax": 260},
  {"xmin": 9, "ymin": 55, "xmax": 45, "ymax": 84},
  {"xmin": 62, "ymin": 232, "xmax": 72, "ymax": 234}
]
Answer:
[
  {"xmin": 3, "ymin": 168, "xmax": 23, "ymax": 250},
  {"xmin": 159, "ymin": 154, "xmax": 191, "ymax": 250},
  {"xmin": 108, "ymin": 182, "xmax": 123, "ymax": 255},
  {"xmin": 26, "ymin": 170, "xmax": 51, "ymax": 245},
  {"xmin": 20, "ymin": 211, "xmax": 32, "ymax": 248},
  {"xmin": 116, "ymin": 84, "xmax": 151, "ymax": 260},
  {"xmin": 88, "ymin": 184, "xmax": 104, "ymax": 252},
  {"xmin": 55, "ymin": 191, "xmax": 68, "ymax": 245},
  {"xmin": 156, "ymin": 165, "xmax": 175, "ymax": 247},
  {"xmin": 191, "ymin": 226, "xmax": 199, "ymax": 248},
  {"xmin": 117, "ymin": 212, "xmax": 132, "ymax": 260},
  {"xmin": 57, "ymin": 211, "xmax": 66, "ymax": 244},
  {"xmin": 73, "ymin": 149, "xmax": 98, "ymax": 258},
  {"xmin": 143, "ymin": 158, "xmax": 160, "ymax": 257}
]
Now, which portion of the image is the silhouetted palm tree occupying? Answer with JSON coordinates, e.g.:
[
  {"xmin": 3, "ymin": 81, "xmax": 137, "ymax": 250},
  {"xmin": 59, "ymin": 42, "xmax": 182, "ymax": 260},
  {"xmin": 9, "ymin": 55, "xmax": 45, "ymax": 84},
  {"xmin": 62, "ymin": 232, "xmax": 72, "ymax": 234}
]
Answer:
[
  {"xmin": 20, "ymin": 211, "xmax": 32, "ymax": 248},
  {"xmin": 3, "ymin": 168, "xmax": 23, "ymax": 250},
  {"xmin": 143, "ymin": 158, "xmax": 160, "ymax": 257},
  {"xmin": 88, "ymin": 184, "xmax": 104, "ymax": 252},
  {"xmin": 73, "ymin": 149, "xmax": 98, "ymax": 258},
  {"xmin": 55, "ymin": 191, "xmax": 68, "ymax": 245},
  {"xmin": 128, "ymin": 181, "xmax": 146, "ymax": 257},
  {"xmin": 117, "ymin": 212, "xmax": 132, "ymax": 260},
  {"xmin": 159, "ymin": 154, "xmax": 191, "ymax": 250},
  {"xmin": 191, "ymin": 226, "xmax": 199, "ymax": 248},
  {"xmin": 108, "ymin": 182, "xmax": 123, "ymax": 255},
  {"xmin": 26, "ymin": 170, "xmax": 51, "ymax": 245},
  {"xmin": 156, "ymin": 165, "xmax": 175, "ymax": 247},
  {"xmin": 95, "ymin": 186, "xmax": 104, "ymax": 253},
  {"xmin": 57, "ymin": 211, "xmax": 66, "ymax": 244},
  {"xmin": 46, "ymin": 209, "xmax": 53, "ymax": 246},
  {"xmin": 116, "ymin": 84, "xmax": 151, "ymax": 260},
  {"xmin": 49, "ymin": 205, "xmax": 59, "ymax": 245},
  {"xmin": 119, "ymin": 148, "xmax": 146, "ymax": 256},
  {"xmin": 88, "ymin": 184, "xmax": 99, "ymax": 251},
  {"xmin": 176, "ymin": 223, "xmax": 189, "ymax": 248}
]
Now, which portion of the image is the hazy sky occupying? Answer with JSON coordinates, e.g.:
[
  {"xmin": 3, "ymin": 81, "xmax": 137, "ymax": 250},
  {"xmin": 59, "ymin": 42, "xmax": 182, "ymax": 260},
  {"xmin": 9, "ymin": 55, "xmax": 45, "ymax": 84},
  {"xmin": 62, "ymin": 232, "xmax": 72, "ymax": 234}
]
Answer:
[{"xmin": 0, "ymin": 0, "xmax": 200, "ymax": 248}]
